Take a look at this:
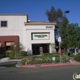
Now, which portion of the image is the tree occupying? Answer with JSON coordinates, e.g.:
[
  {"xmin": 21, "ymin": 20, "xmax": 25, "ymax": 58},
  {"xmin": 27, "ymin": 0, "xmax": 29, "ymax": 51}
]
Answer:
[
  {"xmin": 45, "ymin": 6, "xmax": 57, "ymax": 22},
  {"xmin": 9, "ymin": 42, "xmax": 25, "ymax": 58},
  {"xmin": 59, "ymin": 17, "xmax": 69, "ymax": 49},
  {"xmin": 45, "ymin": 6, "xmax": 80, "ymax": 54},
  {"xmin": 45, "ymin": 6, "xmax": 68, "ymax": 49},
  {"xmin": 66, "ymin": 23, "xmax": 77, "ymax": 48},
  {"xmin": 66, "ymin": 23, "xmax": 80, "ymax": 54},
  {"xmin": 45, "ymin": 6, "xmax": 63, "ymax": 23}
]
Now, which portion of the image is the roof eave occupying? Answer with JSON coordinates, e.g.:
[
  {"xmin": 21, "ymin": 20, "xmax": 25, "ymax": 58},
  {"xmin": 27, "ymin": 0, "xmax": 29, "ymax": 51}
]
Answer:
[{"xmin": 24, "ymin": 22, "xmax": 56, "ymax": 26}]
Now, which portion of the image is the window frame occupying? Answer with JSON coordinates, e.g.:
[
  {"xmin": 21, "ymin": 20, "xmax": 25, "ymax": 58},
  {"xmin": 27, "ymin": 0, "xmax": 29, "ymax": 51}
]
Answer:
[{"xmin": 1, "ymin": 21, "xmax": 8, "ymax": 27}]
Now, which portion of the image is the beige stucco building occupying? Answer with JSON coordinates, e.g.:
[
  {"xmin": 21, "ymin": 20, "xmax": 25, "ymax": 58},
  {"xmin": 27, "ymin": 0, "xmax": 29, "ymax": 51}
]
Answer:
[{"xmin": 0, "ymin": 14, "xmax": 56, "ymax": 55}]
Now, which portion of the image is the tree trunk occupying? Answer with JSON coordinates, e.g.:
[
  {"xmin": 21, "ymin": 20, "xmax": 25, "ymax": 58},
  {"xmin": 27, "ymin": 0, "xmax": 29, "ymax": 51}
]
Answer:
[{"xmin": 75, "ymin": 48, "xmax": 77, "ymax": 55}]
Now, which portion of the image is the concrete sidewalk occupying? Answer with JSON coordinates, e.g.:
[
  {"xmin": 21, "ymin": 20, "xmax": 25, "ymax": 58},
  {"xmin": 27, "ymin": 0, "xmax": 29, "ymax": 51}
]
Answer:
[
  {"xmin": 0, "ymin": 57, "xmax": 21, "ymax": 67},
  {"xmin": 0, "ymin": 57, "xmax": 21, "ymax": 63},
  {"xmin": 18, "ymin": 62, "xmax": 80, "ymax": 68}
]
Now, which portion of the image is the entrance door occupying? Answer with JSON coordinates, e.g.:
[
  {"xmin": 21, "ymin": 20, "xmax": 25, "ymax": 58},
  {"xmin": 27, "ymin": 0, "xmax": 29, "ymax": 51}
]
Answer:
[
  {"xmin": 32, "ymin": 44, "xmax": 40, "ymax": 55},
  {"xmin": 32, "ymin": 44, "xmax": 49, "ymax": 55}
]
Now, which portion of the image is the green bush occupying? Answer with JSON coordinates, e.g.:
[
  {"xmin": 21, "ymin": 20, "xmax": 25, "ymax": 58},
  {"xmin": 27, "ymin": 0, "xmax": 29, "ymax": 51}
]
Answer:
[
  {"xmin": 0, "ymin": 54, "xmax": 6, "ymax": 59},
  {"xmin": 6, "ymin": 42, "xmax": 26, "ymax": 59},
  {"xmin": 67, "ymin": 52, "xmax": 73, "ymax": 57},
  {"xmin": 44, "ymin": 52, "xmax": 59, "ymax": 57},
  {"xmin": 53, "ymin": 57, "xmax": 60, "ymax": 63},
  {"xmin": 27, "ymin": 58, "xmax": 52, "ymax": 65},
  {"xmin": 36, "ymin": 53, "xmax": 59, "ymax": 60},
  {"xmin": 74, "ymin": 53, "xmax": 80, "ymax": 62},
  {"xmin": 6, "ymin": 52, "xmax": 15, "ymax": 59},
  {"xmin": 6, "ymin": 50, "xmax": 27, "ymax": 59},
  {"xmin": 17, "ymin": 51, "xmax": 27, "ymax": 59},
  {"xmin": 20, "ymin": 59, "xmax": 26, "ymax": 65},
  {"xmin": 20, "ymin": 53, "xmax": 60, "ymax": 65},
  {"xmin": 62, "ymin": 55, "xmax": 70, "ymax": 63},
  {"xmin": 27, "ymin": 59, "xmax": 42, "ymax": 65},
  {"xmin": 21, "ymin": 51, "xmax": 27, "ymax": 56},
  {"xmin": 61, "ymin": 50, "xmax": 74, "ymax": 57},
  {"xmin": 42, "ymin": 57, "xmax": 52, "ymax": 63},
  {"xmin": 52, "ymin": 53, "xmax": 59, "ymax": 57}
]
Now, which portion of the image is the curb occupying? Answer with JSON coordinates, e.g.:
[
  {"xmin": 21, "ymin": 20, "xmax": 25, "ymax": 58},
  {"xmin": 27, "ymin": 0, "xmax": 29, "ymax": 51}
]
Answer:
[
  {"xmin": 40, "ymin": 62, "xmax": 80, "ymax": 68},
  {"xmin": 16, "ymin": 62, "xmax": 80, "ymax": 68}
]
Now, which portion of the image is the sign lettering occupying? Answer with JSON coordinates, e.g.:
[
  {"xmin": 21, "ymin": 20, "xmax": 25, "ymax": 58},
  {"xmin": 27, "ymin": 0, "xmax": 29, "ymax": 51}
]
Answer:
[
  {"xmin": 34, "ymin": 34, "xmax": 47, "ymax": 38},
  {"xmin": 33, "ymin": 33, "xmax": 49, "ymax": 40},
  {"xmin": 46, "ymin": 26, "xmax": 53, "ymax": 28}
]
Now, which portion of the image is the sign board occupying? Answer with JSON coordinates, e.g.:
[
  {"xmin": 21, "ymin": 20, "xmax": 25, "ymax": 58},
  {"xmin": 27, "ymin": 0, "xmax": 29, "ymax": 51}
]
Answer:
[
  {"xmin": 33, "ymin": 33, "xmax": 49, "ymax": 40},
  {"xmin": 58, "ymin": 37, "xmax": 61, "ymax": 42},
  {"xmin": 14, "ymin": 44, "xmax": 16, "ymax": 48},
  {"xmin": 52, "ymin": 57, "xmax": 56, "ymax": 61},
  {"xmin": 46, "ymin": 26, "xmax": 53, "ymax": 28}
]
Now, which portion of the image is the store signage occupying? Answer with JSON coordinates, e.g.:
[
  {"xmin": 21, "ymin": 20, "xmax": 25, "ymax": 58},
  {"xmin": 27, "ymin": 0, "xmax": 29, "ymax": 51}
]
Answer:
[
  {"xmin": 46, "ymin": 26, "xmax": 53, "ymax": 28},
  {"xmin": 34, "ymin": 34, "xmax": 47, "ymax": 38},
  {"xmin": 58, "ymin": 36, "xmax": 61, "ymax": 42},
  {"xmin": 33, "ymin": 33, "xmax": 49, "ymax": 40}
]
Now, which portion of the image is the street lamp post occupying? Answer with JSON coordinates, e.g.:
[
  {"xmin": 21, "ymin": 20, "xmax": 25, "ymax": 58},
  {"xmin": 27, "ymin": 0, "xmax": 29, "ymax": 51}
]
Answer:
[
  {"xmin": 64, "ymin": 10, "xmax": 70, "ymax": 17},
  {"xmin": 58, "ymin": 36, "xmax": 61, "ymax": 63},
  {"xmin": 57, "ymin": 10, "xmax": 70, "ymax": 63}
]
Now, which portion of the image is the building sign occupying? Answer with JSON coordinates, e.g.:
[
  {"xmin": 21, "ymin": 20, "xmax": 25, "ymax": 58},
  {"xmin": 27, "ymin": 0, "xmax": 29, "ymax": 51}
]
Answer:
[
  {"xmin": 46, "ymin": 26, "xmax": 53, "ymax": 28},
  {"xmin": 33, "ymin": 33, "xmax": 49, "ymax": 40},
  {"xmin": 34, "ymin": 34, "xmax": 47, "ymax": 38}
]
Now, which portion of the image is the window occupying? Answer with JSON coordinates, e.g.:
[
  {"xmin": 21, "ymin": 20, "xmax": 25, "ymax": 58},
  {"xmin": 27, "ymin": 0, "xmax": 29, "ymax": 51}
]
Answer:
[{"xmin": 1, "ymin": 21, "xmax": 7, "ymax": 27}]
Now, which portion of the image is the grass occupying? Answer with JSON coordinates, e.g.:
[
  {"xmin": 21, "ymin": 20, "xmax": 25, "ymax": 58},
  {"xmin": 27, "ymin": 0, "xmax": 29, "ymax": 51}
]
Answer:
[
  {"xmin": 36, "ymin": 53, "xmax": 59, "ymax": 59},
  {"xmin": 19, "ymin": 53, "xmax": 62, "ymax": 65}
]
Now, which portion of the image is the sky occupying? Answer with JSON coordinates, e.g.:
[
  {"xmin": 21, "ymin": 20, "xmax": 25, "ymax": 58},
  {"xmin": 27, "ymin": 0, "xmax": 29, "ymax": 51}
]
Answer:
[{"xmin": 0, "ymin": 0, "xmax": 80, "ymax": 25}]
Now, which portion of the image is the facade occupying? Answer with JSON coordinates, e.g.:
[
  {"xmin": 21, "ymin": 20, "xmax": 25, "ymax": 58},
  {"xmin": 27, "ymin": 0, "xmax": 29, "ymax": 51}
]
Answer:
[{"xmin": 0, "ymin": 14, "xmax": 56, "ymax": 55}]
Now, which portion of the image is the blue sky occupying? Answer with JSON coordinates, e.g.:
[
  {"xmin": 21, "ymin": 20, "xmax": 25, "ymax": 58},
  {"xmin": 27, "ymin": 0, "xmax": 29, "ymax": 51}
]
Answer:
[{"xmin": 0, "ymin": 0, "xmax": 80, "ymax": 25}]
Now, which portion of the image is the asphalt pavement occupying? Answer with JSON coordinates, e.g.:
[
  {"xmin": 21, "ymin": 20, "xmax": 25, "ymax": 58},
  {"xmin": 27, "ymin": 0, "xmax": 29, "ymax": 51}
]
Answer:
[{"xmin": 0, "ymin": 65, "xmax": 80, "ymax": 80}]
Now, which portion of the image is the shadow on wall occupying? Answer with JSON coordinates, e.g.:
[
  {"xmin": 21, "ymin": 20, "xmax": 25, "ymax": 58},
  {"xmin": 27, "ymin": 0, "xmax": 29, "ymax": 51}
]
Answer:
[{"xmin": 27, "ymin": 48, "xmax": 33, "ymax": 56}]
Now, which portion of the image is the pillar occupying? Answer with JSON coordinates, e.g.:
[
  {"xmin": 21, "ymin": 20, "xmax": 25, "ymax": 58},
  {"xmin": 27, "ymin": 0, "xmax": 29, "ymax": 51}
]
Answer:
[{"xmin": 49, "ymin": 43, "xmax": 56, "ymax": 53}]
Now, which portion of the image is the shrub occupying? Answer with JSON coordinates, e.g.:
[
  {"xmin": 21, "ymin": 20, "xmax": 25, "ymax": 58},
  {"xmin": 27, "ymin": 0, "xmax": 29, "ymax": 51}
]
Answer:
[
  {"xmin": 17, "ymin": 51, "xmax": 27, "ymax": 59},
  {"xmin": 0, "ymin": 54, "xmax": 6, "ymax": 59},
  {"xmin": 21, "ymin": 51, "xmax": 27, "ymax": 56},
  {"xmin": 27, "ymin": 58, "xmax": 52, "ymax": 65},
  {"xmin": 54, "ymin": 57, "xmax": 60, "ymax": 63},
  {"xmin": 42, "ymin": 57, "xmax": 52, "ymax": 63},
  {"xmin": 44, "ymin": 52, "xmax": 58, "ymax": 57},
  {"xmin": 61, "ymin": 54, "xmax": 70, "ymax": 63},
  {"xmin": 6, "ymin": 52, "xmax": 15, "ymax": 59},
  {"xmin": 61, "ymin": 50, "xmax": 74, "ymax": 57},
  {"xmin": 6, "ymin": 42, "xmax": 27, "ymax": 59},
  {"xmin": 20, "ymin": 59, "xmax": 26, "ymax": 65},
  {"xmin": 67, "ymin": 52, "xmax": 73, "ymax": 57},
  {"xmin": 52, "ymin": 52, "xmax": 59, "ymax": 57},
  {"xmin": 25, "ymin": 55, "xmax": 36, "ymax": 60},
  {"xmin": 74, "ymin": 53, "xmax": 80, "ymax": 62},
  {"xmin": 27, "ymin": 59, "xmax": 42, "ymax": 65}
]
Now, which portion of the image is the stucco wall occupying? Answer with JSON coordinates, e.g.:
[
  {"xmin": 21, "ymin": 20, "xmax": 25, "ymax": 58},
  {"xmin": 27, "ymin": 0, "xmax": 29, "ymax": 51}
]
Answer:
[
  {"xmin": 25, "ymin": 25, "xmax": 55, "ymax": 51},
  {"xmin": 0, "ymin": 15, "xmax": 56, "ymax": 52},
  {"xmin": 0, "ymin": 15, "xmax": 27, "ymax": 50}
]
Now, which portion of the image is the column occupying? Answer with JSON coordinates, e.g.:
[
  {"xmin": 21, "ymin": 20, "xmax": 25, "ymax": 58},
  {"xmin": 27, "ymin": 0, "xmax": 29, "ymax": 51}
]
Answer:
[{"xmin": 49, "ymin": 43, "xmax": 56, "ymax": 53}]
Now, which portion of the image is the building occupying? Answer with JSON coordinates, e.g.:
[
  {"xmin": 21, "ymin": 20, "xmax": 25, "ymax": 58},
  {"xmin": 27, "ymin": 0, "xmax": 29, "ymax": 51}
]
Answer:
[{"xmin": 0, "ymin": 14, "xmax": 56, "ymax": 55}]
